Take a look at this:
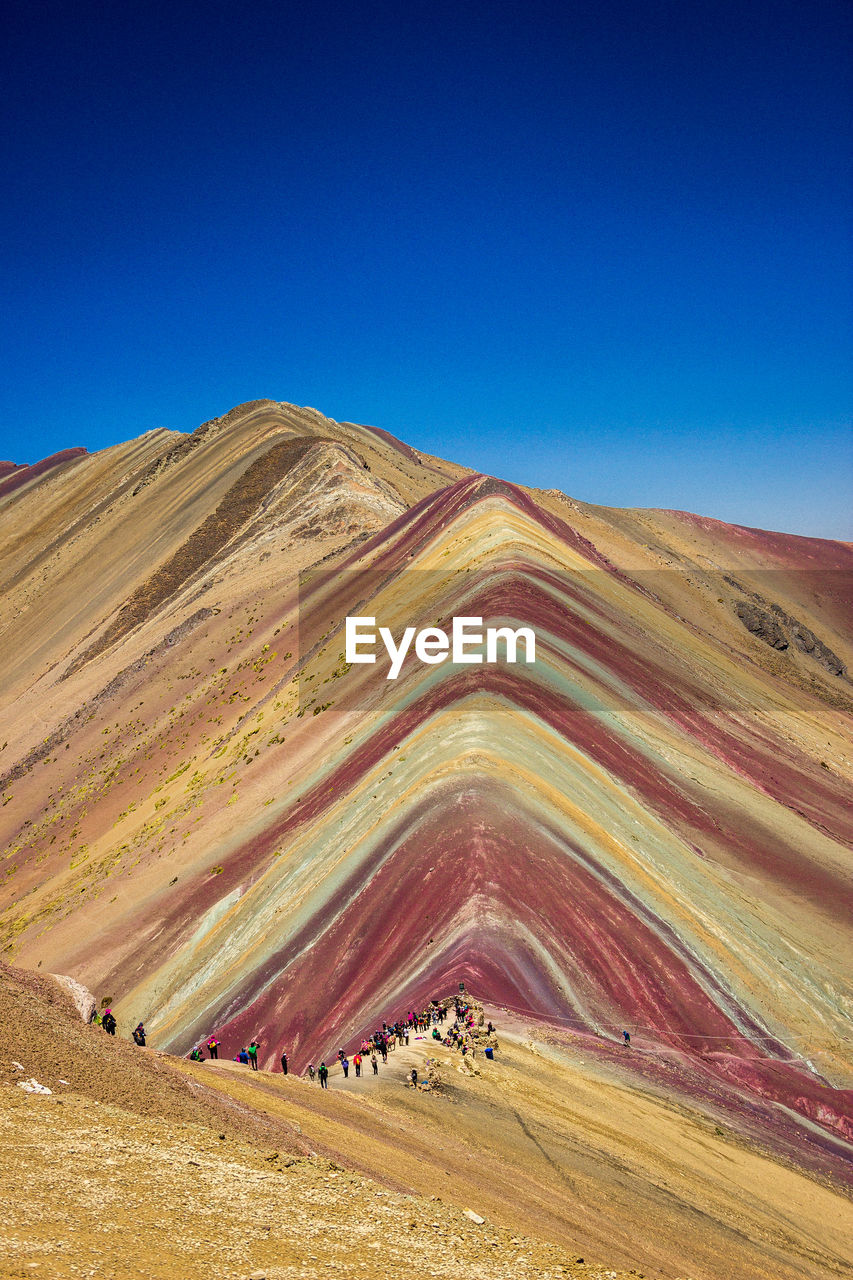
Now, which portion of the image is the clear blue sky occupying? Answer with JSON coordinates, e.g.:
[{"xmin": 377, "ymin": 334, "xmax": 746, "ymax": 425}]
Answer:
[{"xmin": 1, "ymin": 0, "xmax": 850, "ymax": 538}]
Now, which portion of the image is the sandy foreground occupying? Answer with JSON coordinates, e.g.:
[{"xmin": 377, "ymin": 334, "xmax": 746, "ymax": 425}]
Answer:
[{"xmin": 1, "ymin": 970, "xmax": 851, "ymax": 1280}]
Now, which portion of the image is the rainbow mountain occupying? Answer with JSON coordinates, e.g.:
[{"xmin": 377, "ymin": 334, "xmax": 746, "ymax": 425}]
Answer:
[{"xmin": 1, "ymin": 399, "xmax": 851, "ymax": 1176}]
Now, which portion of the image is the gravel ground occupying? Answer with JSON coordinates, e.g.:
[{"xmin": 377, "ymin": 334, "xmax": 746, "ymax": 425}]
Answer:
[
  {"xmin": 0, "ymin": 1089, "xmax": 625, "ymax": 1280},
  {"xmin": 0, "ymin": 962, "xmax": 307, "ymax": 1154},
  {"xmin": 0, "ymin": 963, "xmax": 637, "ymax": 1280}
]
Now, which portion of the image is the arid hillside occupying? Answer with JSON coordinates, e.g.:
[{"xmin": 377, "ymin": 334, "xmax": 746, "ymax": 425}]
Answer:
[
  {"xmin": 0, "ymin": 399, "xmax": 851, "ymax": 1277},
  {"xmin": 0, "ymin": 962, "xmax": 641, "ymax": 1280},
  {"xmin": 3, "ymin": 962, "xmax": 852, "ymax": 1280}
]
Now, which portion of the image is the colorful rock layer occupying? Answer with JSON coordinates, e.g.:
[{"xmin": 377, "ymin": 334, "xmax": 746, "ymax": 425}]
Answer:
[{"xmin": 0, "ymin": 401, "xmax": 850, "ymax": 1170}]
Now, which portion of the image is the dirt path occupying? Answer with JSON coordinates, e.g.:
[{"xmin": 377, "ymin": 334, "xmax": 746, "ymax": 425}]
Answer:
[
  {"xmin": 181, "ymin": 1026, "xmax": 853, "ymax": 1280},
  {"xmin": 4, "ymin": 967, "xmax": 852, "ymax": 1280}
]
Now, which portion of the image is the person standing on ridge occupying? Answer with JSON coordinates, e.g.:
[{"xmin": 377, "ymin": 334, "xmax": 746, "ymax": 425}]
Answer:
[
  {"xmin": 318, "ymin": 1062, "xmax": 329, "ymax": 1089},
  {"xmin": 132, "ymin": 1023, "xmax": 146, "ymax": 1047},
  {"xmin": 280, "ymin": 1052, "xmax": 288, "ymax": 1075},
  {"xmin": 207, "ymin": 1036, "xmax": 220, "ymax": 1060},
  {"xmin": 353, "ymin": 1051, "xmax": 362, "ymax": 1077},
  {"xmin": 248, "ymin": 1040, "xmax": 260, "ymax": 1070},
  {"xmin": 341, "ymin": 1056, "xmax": 349, "ymax": 1079},
  {"xmin": 371, "ymin": 1051, "xmax": 378, "ymax": 1075},
  {"xmin": 622, "ymin": 1030, "xmax": 631, "ymax": 1046}
]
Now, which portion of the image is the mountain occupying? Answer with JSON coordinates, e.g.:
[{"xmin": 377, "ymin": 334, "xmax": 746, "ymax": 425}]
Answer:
[{"xmin": 1, "ymin": 399, "xmax": 851, "ymax": 1262}]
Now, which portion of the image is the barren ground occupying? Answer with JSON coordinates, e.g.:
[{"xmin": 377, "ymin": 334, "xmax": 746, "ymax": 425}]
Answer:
[{"xmin": 1, "ymin": 966, "xmax": 851, "ymax": 1280}]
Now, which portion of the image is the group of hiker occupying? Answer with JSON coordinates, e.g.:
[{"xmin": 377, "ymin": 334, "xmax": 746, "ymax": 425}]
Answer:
[
  {"xmin": 94, "ymin": 997, "xmax": 634, "ymax": 1063},
  {"xmin": 90, "ymin": 1007, "xmax": 118, "ymax": 1035},
  {"xmin": 302, "ymin": 991, "xmax": 493, "ymax": 1085},
  {"xmin": 91, "ymin": 981, "xmax": 552, "ymax": 1081},
  {"xmin": 184, "ymin": 1014, "xmax": 629, "ymax": 1067},
  {"xmin": 178, "ymin": 993, "xmax": 472, "ymax": 1083},
  {"xmin": 90, "ymin": 1006, "xmax": 146, "ymax": 1045},
  {"xmin": 188, "ymin": 1035, "xmax": 261, "ymax": 1069}
]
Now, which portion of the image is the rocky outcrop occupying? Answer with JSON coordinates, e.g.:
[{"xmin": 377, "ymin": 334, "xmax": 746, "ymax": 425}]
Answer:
[
  {"xmin": 734, "ymin": 599, "xmax": 846, "ymax": 674},
  {"xmin": 772, "ymin": 604, "xmax": 847, "ymax": 675},
  {"xmin": 50, "ymin": 973, "xmax": 96, "ymax": 1023},
  {"xmin": 735, "ymin": 602, "xmax": 789, "ymax": 649}
]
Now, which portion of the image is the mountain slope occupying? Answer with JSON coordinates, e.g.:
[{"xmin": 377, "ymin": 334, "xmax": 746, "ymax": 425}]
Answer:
[{"xmin": 1, "ymin": 400, "xmax": 851, "ymax": 1259}]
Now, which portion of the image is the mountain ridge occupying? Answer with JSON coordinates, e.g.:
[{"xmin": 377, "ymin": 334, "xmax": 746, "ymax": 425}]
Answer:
[{"xmin": 1, "ymin": 401, "xmax": 850, "ymax": 1248}]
